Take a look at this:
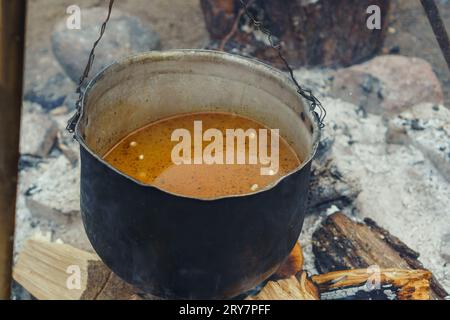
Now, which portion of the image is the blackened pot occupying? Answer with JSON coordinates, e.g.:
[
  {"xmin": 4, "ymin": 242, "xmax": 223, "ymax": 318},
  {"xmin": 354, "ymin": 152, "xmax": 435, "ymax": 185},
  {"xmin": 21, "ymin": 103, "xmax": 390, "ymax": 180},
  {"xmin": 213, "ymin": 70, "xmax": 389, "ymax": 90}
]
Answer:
[{"xmin": 74, "ymin": 50, "xmax": 320, "ymax": 299}]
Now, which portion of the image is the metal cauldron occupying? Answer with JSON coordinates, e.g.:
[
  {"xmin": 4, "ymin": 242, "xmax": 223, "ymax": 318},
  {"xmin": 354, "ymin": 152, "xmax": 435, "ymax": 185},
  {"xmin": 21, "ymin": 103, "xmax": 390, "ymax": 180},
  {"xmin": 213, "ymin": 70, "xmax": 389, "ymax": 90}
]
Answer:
[{"xmin": 74, "ymin": 50, "xmax": 320, "ymax": 299}]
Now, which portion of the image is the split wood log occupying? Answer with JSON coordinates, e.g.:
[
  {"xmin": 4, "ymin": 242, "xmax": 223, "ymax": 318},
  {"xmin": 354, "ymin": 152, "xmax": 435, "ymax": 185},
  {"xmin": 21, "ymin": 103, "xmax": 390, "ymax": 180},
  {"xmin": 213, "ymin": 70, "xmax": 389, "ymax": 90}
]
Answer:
[
  {"xmin": 312, "ymin": 268, "xmax": 432, "ymax": 300},
  {"xmin": 247, "ymin": 242, "xmax": 319, "ymax": 300},
  {"xmin": 312, "ymin": 213, "xmax": 449, "ymax": 300},
  {"xmin": 200, "ymin": 0, "xmax": 391, "ymax": 68},
  {"xmin": 13, "ymin": 240, "xmax": 140, "ymax": 300},
  {"xmin": 13, "ymin": 240, "xmax": 313, "ymax": 300},
  {"xmin": 247, "ymin": 272, "xmax": 319, "ymax": 300}
]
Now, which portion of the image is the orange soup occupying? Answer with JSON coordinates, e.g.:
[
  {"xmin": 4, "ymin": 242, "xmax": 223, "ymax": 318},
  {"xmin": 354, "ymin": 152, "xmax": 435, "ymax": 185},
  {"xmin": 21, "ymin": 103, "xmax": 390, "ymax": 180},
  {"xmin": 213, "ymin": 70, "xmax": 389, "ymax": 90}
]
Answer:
[{"xmin": 104, "ymin": 112, "xmax": 301, "ymax": 199}]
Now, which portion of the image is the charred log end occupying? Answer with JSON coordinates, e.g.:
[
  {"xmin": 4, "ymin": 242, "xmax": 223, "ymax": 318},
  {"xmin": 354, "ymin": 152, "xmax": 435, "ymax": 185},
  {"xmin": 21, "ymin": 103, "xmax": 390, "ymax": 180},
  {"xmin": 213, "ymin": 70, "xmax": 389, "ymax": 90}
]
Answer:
[
  {"xmin": 313, "ymin": 213, "xmax": 449, "ymax": 300},
  {"xmin": 201, "ymin": 0, "xmax": 391, "ymax": 68},
  {"xmin": 200, "ymin": 0, "xmax": 237, "ymax": 40}
]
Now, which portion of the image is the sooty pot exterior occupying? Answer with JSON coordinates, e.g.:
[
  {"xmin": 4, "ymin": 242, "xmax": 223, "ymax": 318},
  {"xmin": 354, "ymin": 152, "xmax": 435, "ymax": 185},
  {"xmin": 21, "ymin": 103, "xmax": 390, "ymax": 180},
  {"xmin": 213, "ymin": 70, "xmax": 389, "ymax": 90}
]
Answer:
[{"xmin": 80, "ymin": 146, "xmax": 311, "ymax": 299}]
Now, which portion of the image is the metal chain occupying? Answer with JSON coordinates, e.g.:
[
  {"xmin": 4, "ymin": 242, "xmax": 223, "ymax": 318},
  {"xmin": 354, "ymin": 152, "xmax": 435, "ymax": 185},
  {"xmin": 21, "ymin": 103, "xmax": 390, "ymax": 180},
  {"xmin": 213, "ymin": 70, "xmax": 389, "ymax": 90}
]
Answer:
[
  {"xmin": 67, "ymin": 0, "xmax": 115, "ymax": 133},
  {"xmin": 67, "ymin": 0, "xmax": 325, "ymax": 133},
  {"xmin": 238, "ymin": 0, "xmax": 326, "ymax": 129}
]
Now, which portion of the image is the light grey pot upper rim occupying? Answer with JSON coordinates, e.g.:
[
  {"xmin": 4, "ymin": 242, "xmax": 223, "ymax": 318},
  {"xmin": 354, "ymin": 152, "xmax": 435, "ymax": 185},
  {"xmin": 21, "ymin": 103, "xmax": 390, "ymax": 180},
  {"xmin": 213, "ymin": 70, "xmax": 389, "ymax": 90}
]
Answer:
[{"xmin": 74, "ymin": 49, "xmax": 322, "ymax": 201}]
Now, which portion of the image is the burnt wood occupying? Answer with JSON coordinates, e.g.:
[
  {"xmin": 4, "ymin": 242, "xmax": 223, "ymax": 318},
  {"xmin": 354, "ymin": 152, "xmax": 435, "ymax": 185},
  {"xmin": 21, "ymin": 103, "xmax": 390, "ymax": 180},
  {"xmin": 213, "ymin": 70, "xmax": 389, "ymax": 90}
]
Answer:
[
  {"xmin": 200, "ymin": 0, "xmax": 391, "ymax": 68},
  {"xmin": 312, "ymin": 213, "xmax": 449, "ymax": 300}
]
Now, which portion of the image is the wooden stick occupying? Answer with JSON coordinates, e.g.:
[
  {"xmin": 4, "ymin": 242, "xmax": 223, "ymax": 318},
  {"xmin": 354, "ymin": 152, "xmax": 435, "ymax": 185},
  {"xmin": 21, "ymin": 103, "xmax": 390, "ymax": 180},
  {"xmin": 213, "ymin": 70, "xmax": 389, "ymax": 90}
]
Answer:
[
  {"xmin": 0, "ymin": 0, "xmax": 26, "ymax": 299},
  {"xmin": 312, "ymin": 213, "xmax": 448, "ymax": 300},
  {"xmin": 421, "ymin": 0, "xmax": 450, "ymax": 72},
  {"xmin": 312, "ymin": 268, "xmax": 432, "ymax": 300}
]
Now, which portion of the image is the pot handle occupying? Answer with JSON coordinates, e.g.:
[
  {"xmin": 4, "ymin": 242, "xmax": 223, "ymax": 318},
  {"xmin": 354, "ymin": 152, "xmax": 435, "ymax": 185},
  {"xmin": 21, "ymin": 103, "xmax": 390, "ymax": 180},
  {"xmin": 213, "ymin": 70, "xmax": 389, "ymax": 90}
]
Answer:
[
  {"xmin": 238, "ymin": 0, "xmax": 326, "ymax": 129},
  {"xmin": 67, "ymin": 0, "xmax": 115, "ymax": 134},
  {"xmin": 67, "ymin": 0, "xmax": 326, "ymax": 133}
]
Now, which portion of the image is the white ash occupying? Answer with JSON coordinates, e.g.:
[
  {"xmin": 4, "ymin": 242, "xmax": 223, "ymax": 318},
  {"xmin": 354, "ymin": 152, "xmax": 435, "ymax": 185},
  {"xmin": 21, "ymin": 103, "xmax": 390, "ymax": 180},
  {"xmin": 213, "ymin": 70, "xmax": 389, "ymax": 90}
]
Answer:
[
  {"xmin": 24, "ymin": 156, "xmax": 80, "ymax": 223},
  {"xmin": 19, "ymin": 102, "xmax": 58, "ymax": 158}
]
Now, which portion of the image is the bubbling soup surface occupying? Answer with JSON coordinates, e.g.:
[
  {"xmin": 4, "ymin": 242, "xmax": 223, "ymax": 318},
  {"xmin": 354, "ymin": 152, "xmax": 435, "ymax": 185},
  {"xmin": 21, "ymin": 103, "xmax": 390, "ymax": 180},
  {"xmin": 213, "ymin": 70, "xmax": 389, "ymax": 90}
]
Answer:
[{"xmin": 104, "ymin": 112, "xmax": 301, "ymax": 199}]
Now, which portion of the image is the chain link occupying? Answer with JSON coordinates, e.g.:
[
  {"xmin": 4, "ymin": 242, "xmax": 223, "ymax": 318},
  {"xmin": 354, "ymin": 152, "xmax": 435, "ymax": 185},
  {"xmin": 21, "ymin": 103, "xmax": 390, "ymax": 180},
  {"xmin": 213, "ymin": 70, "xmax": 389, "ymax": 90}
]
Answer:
[
  {"xmin": 67, "ymin": 0, "xmax": 115, "ymax": 133},
  {"xmin": 238, "ymin": 0, "xmax": 326, "ymax": 129},
  {"xmin": 67, "ymin": 0, "xmax": 325, "ymax": 133}
]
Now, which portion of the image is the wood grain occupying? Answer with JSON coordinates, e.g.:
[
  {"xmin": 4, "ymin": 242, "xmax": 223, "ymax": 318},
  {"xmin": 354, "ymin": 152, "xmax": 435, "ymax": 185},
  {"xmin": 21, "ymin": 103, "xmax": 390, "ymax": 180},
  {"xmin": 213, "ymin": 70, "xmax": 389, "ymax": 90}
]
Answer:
[
  {"xmin": 13, "ymin": 240, "xmax": 138, "ymax": 300},
  {"xmin": 13, "ymin": 240, "xmax": 311, "ymax": 300},
  {"xmin": 312, "ymin": 213, "xmax": 449, "ymax": 300},
  {"xmin": 0, "ymin": 0, "xmax": 26, "ymax": 299},
  {"xmin": 201, "ymin": 0, "xmax": 390, "ymax": 68},
  {"xmin": 247, "ymin": 272, "xmax": 319, "ymax": 300},
  {"xmin": 312, "ymin": 268, "xmax": 432, "ymax": 300}
]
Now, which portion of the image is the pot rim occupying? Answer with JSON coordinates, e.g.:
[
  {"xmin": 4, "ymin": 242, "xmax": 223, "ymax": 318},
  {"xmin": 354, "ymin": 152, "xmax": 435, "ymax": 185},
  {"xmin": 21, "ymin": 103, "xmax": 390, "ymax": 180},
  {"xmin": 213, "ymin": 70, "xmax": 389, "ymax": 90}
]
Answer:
[{"xmin": 75, "ymin": 49, "xmax": 321, "ymax": 201}]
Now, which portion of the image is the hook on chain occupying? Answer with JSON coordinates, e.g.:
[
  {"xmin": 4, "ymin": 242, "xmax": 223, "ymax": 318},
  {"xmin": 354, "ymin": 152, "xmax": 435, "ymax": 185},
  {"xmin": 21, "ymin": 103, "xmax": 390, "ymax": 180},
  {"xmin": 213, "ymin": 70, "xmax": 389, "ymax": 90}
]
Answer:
[
  {"xmin": 238, "ymin": 0, "xmax": 326, "ymax": 129},
  {"xmin": 66, "ymin": 0, "xmax": 325, "ymax": 133},
  {"xmin": 66, "ymin": 0, "xmax": 115, "ymax": 134}
]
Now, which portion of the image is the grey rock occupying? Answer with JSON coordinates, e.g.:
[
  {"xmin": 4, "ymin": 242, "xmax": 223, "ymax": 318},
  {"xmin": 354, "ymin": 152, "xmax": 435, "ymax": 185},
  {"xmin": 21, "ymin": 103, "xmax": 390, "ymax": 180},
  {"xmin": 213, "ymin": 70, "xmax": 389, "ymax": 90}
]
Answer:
[
  {"xmin": 23, "ymin": 47, "xmax": 76, "ymax": 111},
  {"xmin": 51, "ymin": 7, "xmax": 161, "ymax": 83},
  {"xmin": 330, "ymin": 55, "xmax": 444, "ymax": 115},
  {"xmin": 25, "ymin": 156, "xmax": 80, "ymax": 224},
  {"xmin": 19, "ymin": 103, "xmax": 59, "ymax": 158},
  {"xmin": 24, "ymin": 72, "xmax": 76, "ymax": 111}
]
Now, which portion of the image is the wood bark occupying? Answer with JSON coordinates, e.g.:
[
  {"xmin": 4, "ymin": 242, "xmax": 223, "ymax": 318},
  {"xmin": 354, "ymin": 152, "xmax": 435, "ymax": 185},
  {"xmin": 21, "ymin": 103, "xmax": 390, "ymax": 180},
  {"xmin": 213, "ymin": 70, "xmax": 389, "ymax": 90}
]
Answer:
[
  {"xmin": 312, "ymin": 213, "xmax": 449, "ymax": 300},
  {"xmin": 200, "ymin": 0, "xmax": 390, "ymax": 68},
  {"xmin": 0, "ymin": 0, "xmax": 26, "ymax": 299}
]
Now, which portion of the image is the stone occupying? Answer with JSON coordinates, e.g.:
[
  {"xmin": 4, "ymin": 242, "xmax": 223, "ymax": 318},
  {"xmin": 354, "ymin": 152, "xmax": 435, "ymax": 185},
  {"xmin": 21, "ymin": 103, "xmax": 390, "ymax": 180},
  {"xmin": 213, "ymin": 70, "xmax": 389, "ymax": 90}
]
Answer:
[
  {"xmin": 19, "ymin": 103, "xmax": 59, "ymax": 158},
  {"xmin": 330, "ymin": 55, "xmax": 444, "ymax": 115},
  {"xmin": 51, "ymin": 7, "xmax": 161, "ymax": 83},
  {"xmin": 25, "ymin": 156, "xmax": 80, "ymax": 224},
  {"xmin": 23, "ymin": 47, "xmax": 76, "ymax": 111},
  {"xmin": 24, "ymin": 72, "xmax": 76, "ymax": 111}
]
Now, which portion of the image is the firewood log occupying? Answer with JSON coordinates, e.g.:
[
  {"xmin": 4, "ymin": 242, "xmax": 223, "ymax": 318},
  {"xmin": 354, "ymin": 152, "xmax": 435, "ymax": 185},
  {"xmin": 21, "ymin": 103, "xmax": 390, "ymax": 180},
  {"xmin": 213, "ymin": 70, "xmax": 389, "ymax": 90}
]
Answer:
[
  {"xmin": 200, "ymin": 0, "xmax": 390, "ymax": 68},
  {"xmin": 312, "ymin": 268, "xmax": 432, "ymax": 300},
  {"xmin": 247, "ymin": 272, "xmax": 319, "ymax": 300},
  {"xmin": 13, "ymin": 240, "xmax": 311, "ymax": 300},
  {"xmin": 13, "ymin": 240, "xmax": 139, "ymax": 300},
  {"xmin": 312, "ymin": 213, "xmax": 449, "ymax": 300}
]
